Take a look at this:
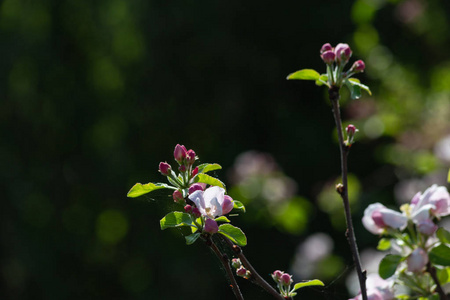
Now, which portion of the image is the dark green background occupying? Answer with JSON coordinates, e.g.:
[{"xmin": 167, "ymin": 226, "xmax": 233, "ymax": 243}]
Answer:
[{"xmin": 2, "ymin": 0, "xmax": 450, "ymax": 299}]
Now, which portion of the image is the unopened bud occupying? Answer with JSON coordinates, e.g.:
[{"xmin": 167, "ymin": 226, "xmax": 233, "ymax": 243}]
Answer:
[
  {"xmin": 184, "ymin": 204, "xmax": 193, "ymax": 213},
  {"xmin": 188, "ymin": 183, "xmax": 204, "ymax": 195},
  {"xmin": 231, "ymin": 258, "xmax": 241, "ymax": 269},
  {"xmin": 192, "ymin": 207, "xmax": 201, "ymax": 218},
  {"xmin": 159, "ymin": 162, "xmax": 172, "ymax": 176},
  {"xmin": 351, "ymin": 60, "xmax": 365, "ymax": 73},
  {"xmin": 280, "ymin": 273, "xmax": 292, "ymax": 287},
  {"xmin": 334, "ymin": 43, "xmax": 352, "ymax": 65},
  {"xmin": 179, "ymin": 165, "xmax": 186, "ymax": 172},
  {"xmin": 222, "ymin": 195, "xmax": 234, "ymax": 215},
  {"xmin": 320, "ymin": 43, "xmax": 333, "ymax": 54},
  {"xmin": 192, "ymin": 166, "xmax": 199, "ymax": 177},
  {"xmin": 173, "ymin": 190, "xmax": 184, "ymax": 203},
  {"xmin": 336, "ymin": 183, "xmax": 344, "ymax": 195},
  {"xmin": 204, "ymin": 218, "xmax": 218, "ymax": 234},
  {"xmin": 271, "ymin": 270, "xmax": 284, "ymax": 282},
  {"xmin": 407, "ymin": 248, "xmax": 428, "ymax": 273},
  {"xmin": 417, "ymin": 219, "xmax": 438, "ymax": 236},
  {"xmin": 174, "ymin": 144, "xmax": 187, "ymax": 164},
  {"xmin": 346, "ymin": 124, "xmax": 359, "ymax": 145},
  {"xmin": 321, "ymin": 50, "xmax": 336, "ymax": 65},
  {"xmin": 236, "ymin": 266, "xmax": 247, "ymax": 277},
  {"xmin": 186, "ymin": 149, "xmax": 196, "ymax": 165}
]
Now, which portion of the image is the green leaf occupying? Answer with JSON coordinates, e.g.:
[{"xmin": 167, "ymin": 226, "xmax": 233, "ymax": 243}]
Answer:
[
  {"xmin": 348, "ymin": 78, "xmax": 372, "ymax": 95},
  {"xmin": 291, "ymin": 280, "xmax": 325, "ymax": 292},
  {"xmin": 214, "ymin": 216, "xmax": 230, "ymax": 223},
  {"xmin": 345, "ymin": 79, "xmax": 361, "ymax": 100},
  {"xmin": 396, "ymin": 295, "xmax": 411, "ymax": 300},
  {"xmin": 437, "ymin": 228, "xmax": 450, "ymax": 244},
  {"xmin": 377, "ymin": 238, "xmax": 392, "ymax": 251},
  {"xmin": 218, "ymin": 224, "xmax": 247, "ymax": 246},
  {"xmin": 429, "ymin": 244, "xmax": 450, "ymax": 266},
  {"xmin": 447, "ymin": 168, "xmax": 450, "ymax": 183},
  {"xmin": 197, "ymin": 163, "xmax": 222, "ymax": 174},
  {"xmin": 287, "ymin": 69, "xmax": 320, "ymax": 81},
  {"xmin": 315, "ymin": 74, "xmax": 328, "ymax": 86},
  {"xmin": 233, "ymin": 200, "xmax": 246, "ymax": 213},
  {"xmin": 194, "ymin": 173, "xmax": 226, "ymax": 190},
  {"xmin": 127, "ymin": 182, "xmax": 173, "ymax": 198},
  {"xmin": 185, "ymin": 232, "xmax": 201, "ymax": 245},
  {"xmin": 167, "ymin": 176, "xmax": 181, "ymax": 188},
  {"xmin": 436, "ymin": 266, "xmax": 450, "ymax": 284},
  {"xmin": 379, "ymin": 254, "xmax": 403, "ymax": 279},
  {"xmin": 160, "ymin": 212, "xmax": 194, "ymax": 230}
]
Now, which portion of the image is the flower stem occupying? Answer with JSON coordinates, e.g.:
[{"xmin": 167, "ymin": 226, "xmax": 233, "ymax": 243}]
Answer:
[
  {"xmin": 205, "ymin": 235, "xmax": 244, "ymax": 300},
  {"xmin": 426, "ymin": 262, "xmax": 448, "ymax": 300},
  {"xmin": 220, "ymin": 235, "xmax": 285, "ymax": 300},
  {"xmin": 328, "ymin": 86, "xmax": 367, "ymax": 300}
]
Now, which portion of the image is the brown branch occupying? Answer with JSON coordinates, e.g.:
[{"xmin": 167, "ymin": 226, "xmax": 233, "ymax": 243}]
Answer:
[
  {"xmin": 219, "ymin": 235, "xmax": 285, "ymax": 300},
  {"xmin": 329, "ymin": 86, "xmax": 367, "ymax": 300},
  {"xmin": 205, "ymin": 235, "xmax": 244, "ymax": 300}
]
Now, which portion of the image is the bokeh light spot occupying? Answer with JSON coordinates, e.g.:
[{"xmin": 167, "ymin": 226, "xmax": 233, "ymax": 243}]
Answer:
[{"xmin": 96, "ymin": 209, "xmax": 128, "ymax": 244}]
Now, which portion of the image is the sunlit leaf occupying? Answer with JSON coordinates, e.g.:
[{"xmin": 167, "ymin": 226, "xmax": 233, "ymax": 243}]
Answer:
[
  {"xmin": 218, "ymin": 224, "xmax": 247, "ymax": 246},
  {"xmin": 429, "ymin": 244, "xmax": 450, "ymax": 266},
  {"xmin": 197, "ymin": 163, "xmax": 222, "ymax": 174},
  {"xmin": 377, "ymin": 238, "xmax": 391, "ymax": 251},
  {"xmin": 348, "ymin": 78, "xmax": 372, "ymax": 95},
  {"xmin": 436, "ymin": 228, "xmax": 450, "ymax": 244},
  {"xmin": 436, "ymin": 266, "xmax": 450, "ymax": 284},
  {"xmin": 315, "ymin": 74, "xmax": 328, "ymax": 86},
  {"xmin": 291, "ymin": 280, "xmax": 324, "ymax": 292},
  {"xmin": 233, "ymin": 200, "xmax": 246, "ymax": 213},
  {"xmin": 194, "ymin": 173, "xmax": 226, "ymax": 190},
  {"xmin": 379, "ymin": 254, "xmax": 403, "ymax": 279},
  {"xmin": 214, "ymin": 216, "xmax": 230, "ymax": 223},
  {"xmin": 345, "ymin": 79, "xmax": 361, "ymax": 100},
  {"xmin": 287, "ymin": 69, "xmax": 320, "ymax": 81},
  {"xmin": 160, "ymin": 212, "xmax": 194, "ymax": 230},
  {"xmin": 127, "ymin": 182, "xmax": 173, "ymax": 198}
]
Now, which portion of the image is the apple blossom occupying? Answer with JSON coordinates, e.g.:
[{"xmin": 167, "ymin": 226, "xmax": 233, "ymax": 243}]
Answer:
[
  {"xmin": 349, "ymin": 274, "xmax": 394, "ymax": 300},
  {"xmin": 411, "ymin": 185, "xmax": 450, "ymax": 217},
  {"xmin": 188, "ymin": 186, "xmax": 234, "ymax": 219},
  {"xmin": 362, "ymin": 203, "xmax": 407, "ymax": 234}
]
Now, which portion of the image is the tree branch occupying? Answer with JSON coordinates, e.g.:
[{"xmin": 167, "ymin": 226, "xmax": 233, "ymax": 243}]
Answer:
[{"xmin": 426, "ymin": 262, "xmax": 448, "ymax": 300}]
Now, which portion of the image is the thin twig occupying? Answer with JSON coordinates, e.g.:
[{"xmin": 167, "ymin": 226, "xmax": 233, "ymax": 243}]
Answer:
[
  {"xmin": 329, "ymin": 86, "xmax": 367, "ymax": 300},
  {"xmin": 205, "ymin": 235, "xmax": 244, "ymax": 300},
  {"xmin": 426, "ymin": 262, "xmax": 448, "ymax": 300},
  {"xmin": 220, "ymin": 235, "xmax": 285, "ymax": 300}
]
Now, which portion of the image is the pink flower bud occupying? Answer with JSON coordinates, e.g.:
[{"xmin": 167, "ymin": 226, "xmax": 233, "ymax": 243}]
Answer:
[
  {"xmin": 352, "ymin": 60, "xmax": 365, "ymax": 72},
  {"xmin": 417, "ymin": 219, "xmax": 437, "ymax": 236},
  {"xmin": 407, "ymin": 248, "xmax": 428, "ymax": 273},
  {"xmin": 222, "ymin": 195, "xmax": 234, "ymax": 215},
  {"xmin": 192, "ymin": 166, "xmax": 199, "ymax": 177},
  {"xmin": 186, "ymin": 149, "xmax": 196, "ymax": 165},
  {"xmin": 192, "ymin": 207, "xmax": 201, "ymax": 218},
  {"xmin": 346, "ymin": 124, "xmax": 359, "ymax": 145},
  {"xmin": 179, "ymin": 165, "xmax": 186, "ymax": 172},
  {"xmin": 158, "ymin": 162, "xmax": 171, "ymax": 176},
  {"xmin": 173, "ymin": 190, "xmax": 184, "ymax": 203},
  {"xmin": 189, "ymin": 183, "xmax": 204, "ymax": 195},
  {"xmin": 204, "ymin": 218, "xmax": 218, "ymax": 234},
  {"xmin": 236, "ymin": 266, "xmax": 247, "ymax": 277},
  {"xmin": 184, "ymin": 204, "xmax": 193, "ymax": 213},
  {"xmin": 335, "ymin": 43, "xmax": 352, "ymax": 65},
  {"xmin": 174, "ymin": 144, "xmax": 187, "ymax": 163},
  {"xmin": 280, "ymin": 273, "xmax": 292, "ymax": 287},
  {"xmin": 272, "ymin": 270, "xmax": 283, "ymax": 282},
  {"xmin": 320, "ymin": 43, "xmax": 333, "ymax": 54},
  {"xmin": 231, "ymin": 258, "xmax": 241, "ymax": 269},
  {"xmin": 346, "ymin": 124, "xmax": 357, "ymax": 135},
  {"xmin": 321, "ymin": 50, "xmax": 336, "ymax": 65}
]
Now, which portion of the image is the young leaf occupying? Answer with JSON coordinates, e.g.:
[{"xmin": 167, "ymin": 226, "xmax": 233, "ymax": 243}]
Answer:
[
  {"xmin": 127, "ymin": 182, "xmax": 173, "ymax": 198},
  {"xmin": 214, "ymin": 216, "xmax": 231, "ymax": 223},
  {"xmin": 218, "ymin": 224, "xmax": 247, "ymax": 246},
  {"xmin": 291, "ymin": 280, "xmax": 325, "ymax": 292},
  {"xmin": 348, "ymin": 78, "xmax": 372, "ymax": 95},
  {"xmin": 377, "ymin": 238, "xmax": 392, "ymax": 251},
  {"xmin": 194, "ymin": 173, "xmax": 226, "ymax": 190},
  {"xmin": 160, "ymin": 212, "xmax": 194, "ymax": 230},
  {"xmin": 185, "ymin": 232, "xmax": 201, "ymax": 245},
  {"xmin": 436, "ymin": 228, "xmax": 450, "ymax": 244},
  {"xmin": 448, "ymin": 168, "xmax": 450, "ymax": 183},
  {"xmin": 233, "ymin": 200, "xmax": 246, "ymax": 213},
  {"xmin": 315, "ymin": 74, "xmax": 328, "ymax": 86},
  {"xmin": 429, "ymin": 244, "xmax": 450, "ymax": 266},
  {"xmin": 287, "ymin": 69, "xmax": 320, "ymax": 81},
  {"xmin": 345, "ymin": 79, "xmax": 361, "ymax": 100},
  {"xmin": 436, "ymin": 266, "xmax": 450, "ymax": 284},
  {"xmin": 379, "ymin": 254, "xmax": 403, "ymax": 279},
  {"xmin": 197, "ymin": 163, "xmax": 222, "ymax": 174}
]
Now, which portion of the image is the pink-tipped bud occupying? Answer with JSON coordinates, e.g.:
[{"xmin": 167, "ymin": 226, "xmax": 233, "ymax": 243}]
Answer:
[
  {"xmin": 346, "ymin": 124, "xmax": 359, "ymax": 145},
  {"xmin": 222, "ymin": 195, "xmax": 234, "ymax": 215},
  {"xmin": 236, "ymin": 266, "xmax": 247, "ymax": 277},
  {"xmin": 174, "ymin": 144, "xmax": 187, "ymax": 164},
  {"xmin": 231, "ymin": 258, "xmax": 241, "ymax": 269},
  {"xmin": 192, "ymin": 207, "xmax": 201, "ymax": 218},
  {"xmin": 352, "ymin": 60, "xmax": 365, "ymax": 73},
  {"xmin": 173, "ymin": 190, "xmax": 184, "ymax": 203},
  {"xmin": 188, "ymin": 183, "xmax": 204, "ymax": 195},
  {"xmin": 417, "ymin": 219, "xmax": 438, "ymax": 236},
  {"xmin": 321, "ymin": 50, "xmax": 336, "ymax": 65},
  {"xmin": 159, "ymin": 162, "xmax": 171, "ymax": 176},
  {"xmin": 320, "ymin": 43, "xmax": 333, "ymax": 54},
  {"xmin": 334, "ymin": 43, "xmax": 352, "ymax": 65},
  {"xmin": 407, "ymin": 248, "xmax": 428, "ymax": 273},
  {"xmin": 192, "ymin": 166, "xmax": 199, "ymax": 177},
  {"xmin": 179, "ymin": 165, "xmax": 186, "ymax": 172},
  {"xmin": 280, "ymin": 273, "xmax": 292, "ymax": 287},
  {"xmin": 184, "ymin": 204, "xmax": 193, "ymax": 213},
  {"xmin": 204, "ymin": 218, "xmax": 218, "ymax": 234},
  {"xmin": 272, "ymin": 270, "xmax": 284, "ymax": 282},
  {"xmin": 186, "ymin": 149, "xmax": 196, "ymax": 165}
]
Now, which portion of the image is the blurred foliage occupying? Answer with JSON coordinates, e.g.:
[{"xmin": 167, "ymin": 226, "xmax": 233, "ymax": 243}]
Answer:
[{"xmin": 1, "ymin": 0, "xmax": 449, "ymax": 299}]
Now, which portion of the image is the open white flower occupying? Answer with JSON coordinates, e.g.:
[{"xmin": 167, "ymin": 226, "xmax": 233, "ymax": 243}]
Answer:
[
  {"xmin": 188, "ymin": 186, "xmax": 233, "ymax": 219},
  {"xmin": 362, "ymin": 203, "xmax": 407, "ymax": 234}
]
